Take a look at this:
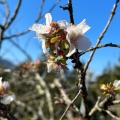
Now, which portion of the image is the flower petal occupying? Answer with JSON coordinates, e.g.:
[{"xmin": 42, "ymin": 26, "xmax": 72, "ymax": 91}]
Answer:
[
  {"xmin": 45, "ymin": 13, "xmax": 52, "ymax": 26},
  {"xmin": 42, "ymin": 40, "xmax": 47, "ymax": 54},
  {"xmin": 66, "ymin": 43, "xmax": 76, "ymax": 57},
  {"xmin": 2, "ymin": 81, "xmax": 9, "ymax": 89},
  {"xmin": 0, "ymin": 77, "xmax": 2, "ymax": 86},
  {"xmin": 1, "ymin": 94, "xmax": 15, "ymax": 105},
  {"xmin": 57, "ymin": 20, "xmax": 69, "ymax": 29},
  {"xmin": 113, "ymin": 80, "xmax": 120, "ymax": 88},
  {"xmin": 77, "ymin": 19, "xmax": 91, "ymax": 34},
  {"xmin": 47, "ymin": 61, "xmax": 54, "ymax": 73},
  {"xmin": 76, "ymin": 36, "xmax": 91, "ymax": 50},
  {"xmin": 30, "ymin": 24, "xmax": 48, "ymax": 34}
]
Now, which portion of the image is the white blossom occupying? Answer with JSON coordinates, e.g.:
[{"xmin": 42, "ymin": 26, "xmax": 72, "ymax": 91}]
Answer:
[
  {"xmin": 66, "ymin": 19, "xmax": 91, "ymax": 57},
  {"xmin": 0, "ymin": 77, "xmax": 9, "ymax": 89},
  {"xmin": 113, "ymin": 80, "xmax": 120, "ymax": 88},
  {"xmin": 29, "ymin": 13, "xmax": 52, "ymax": 54},
  {"xmin": 1, "ymin": 94, "xmax": 15, "ymax": 105}
]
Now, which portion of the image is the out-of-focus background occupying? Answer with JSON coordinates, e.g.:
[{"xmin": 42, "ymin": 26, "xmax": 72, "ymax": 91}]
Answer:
[{"xmin": 0, "ymin": 0, "xmax": 120, "ymax": 120}]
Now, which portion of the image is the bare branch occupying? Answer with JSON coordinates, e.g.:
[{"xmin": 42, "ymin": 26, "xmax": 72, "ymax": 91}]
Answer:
[
  {"xmin": 59, "ymin": 89, "xmax": 81, "ymax": 120},
  {"xmin": 8, "ymin": 38, "xmax": 32, "ymax": 60},
  {"xmin": 5, "ymin": 0, "xmax": 22, "ymax": 29},
  {"xmin": 2, "ymin": 0, "xmax": 61, "ymax": 40},
  {"xmin": 112, "ymin": 100, "xmax": 120, "ymax": 104},
  {"xmin": 79, "ymin": 43, "xmax": 120, "ymax": 56},
  {"xmin": 83, "ymin": 0, "xmax": 119, "ymax": 73},
  {"xmin": 54, "ymin": 79, "xmax": 79, "ymax": 114},
  {"xmin": 36, "ymin": 73, "xmax": 54, "ymax": 120},
  {"xmin": 98, "ymin": 108, "xmax": 120, "ymax": 120},
  {"xmin": 3, "ymin": 0, "xmax": 10, "ymax": 26},
  {"xmin": 60, "ymin": 0, "xmax": 74, "ymax": 24}
]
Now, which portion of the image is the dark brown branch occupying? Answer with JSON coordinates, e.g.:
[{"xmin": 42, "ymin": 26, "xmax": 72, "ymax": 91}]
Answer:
[{"xmin": 60, "ymin": 0, "xmax": 74, "ymax": 24}]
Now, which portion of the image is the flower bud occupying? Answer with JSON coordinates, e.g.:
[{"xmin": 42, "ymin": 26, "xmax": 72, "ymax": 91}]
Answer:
[
  {"xmin": 47, "ymin": 55, "xmax": 56, "ymax": 61},
  {"xmin": 50, "ymin": 37, "xmax": 59, "ymax": 44},
  {"xmin": 57, "ymin": 56, "xmax": 66, "ymax": 64},
  {"xmin": 61, "ymin": 40, "xmax": 70, "ymax": 49}
]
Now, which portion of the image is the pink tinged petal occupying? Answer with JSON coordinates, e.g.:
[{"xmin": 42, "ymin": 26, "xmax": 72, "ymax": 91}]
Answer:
[
  {"xmin": 77, "ymin": 19, "xmax": 91, "ymax": 34},
  {"xmin": 113, "ymin": 80, "xmax": 120, "ymax": 87},
  {"xmin": 72, "ymin": 27, "xmax": 82, "ymax": 38},
  {"xmin": 45, "ymin": 13, "xmax": 52, "ymax": 26},
  {"xmin": 66, "ymin": 43, "xmax": 76, "ymax": 57},
  {"xmin": 2, "ymin": 81, "xmax": 9, "ymax": 89},
  {"xmin": 36, "ymin": 33, "xmax": 46, "ymax": 39},
  {"xmin": 76, "ymin": 36, "xmax": 91, "ymax": 50},
  {"xmin": 30, "ymin": 24, "xmax": 49, "ymax": 34},
  {"xmin": 47, "ymin": 62, "xmax": 54, "ymax": 73},
  {"xmin": 57, "ymin": 20, "xmax": 69, "ymax": 29},
  {"xmin": 0, "ymin": 77, "xmax": 2, "ymax": 86},
  {"xmin": 1, "ymin": 94, "xmax": 15, "ymax": 105},
  {"xmin": 42, "ymin": 40, "xmax": 47, "ymax": 54}
]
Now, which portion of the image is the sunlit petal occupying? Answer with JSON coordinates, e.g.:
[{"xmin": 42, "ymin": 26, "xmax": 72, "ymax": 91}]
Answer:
[
  {"xmin": 45, "ymin": 13, "xmax": 52, "ymax": 25},
  {"xmin": 58, "ymin": 20, "xmax": 69, "ymax": 29},
  {"xmin": 113, "ymin": 80, "xmax": 120, "ymax": 88},
  {"xmin": 42, "ymin": 40, "xmax": 47, "ymax": 54},
  {"xmin": 47, "ymin": 61, "xmax": 54, "ymax": 73},
  {"xmin": 2, "ymin": 81, "xmax": 9, "ymax": 89},
  {"xmin": 76, "ymin": 36, "xmax": 91, "ymax": 50},
  {"xmin": 1, "ymin": 94, "xmax": 15, "ymax": 105},
  {"xmin": 77, "ymin": 19, "xmax": 90, "ymax": 34},
  {"xmin": 66, "ymin": 44, "xmax": 76, "ymax": 57}
]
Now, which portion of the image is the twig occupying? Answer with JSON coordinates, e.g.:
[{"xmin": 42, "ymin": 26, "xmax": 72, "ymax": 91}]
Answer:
[
  {"xmin": 112, "ymin": 100, "xmax": 120, "ymax": 104},
  {"xmin": 98, "ymin": 108, "xmax": 120, "ymax": 120},
  {"xmin": 79, "ymin": 43, "xmax": 120, "ymax": 56},
  {"xmin": 83, "ymin": 0, "xmax": 119, "ymax": 73},
  {"xmin": 2, "ymin": 0, "xmax": 61, "ymax": 40},
  {"xmin": 54, "ymin": 79, "xmax": 79, "ymax": 114},
  {"xmin": 3, "ymin": 0, "xmax": 10, "ymax": 26},
  {"xmin": 60, "ymin": 0, "xmax": 89, "ymax": 119},
  {"xmin": 59, "ymin": 89, "xmax": 81, "ymax": 120},
  {"xmin": 36, "ymin": 73, "xmax": 54, "ymax": 120},
  {"xmin": 5, "ymin": 0, "xmax": 22, "ymax": 29},
  {"xmin": 60, "ymin": 0, "xmax": 74, "ymax": 24}
]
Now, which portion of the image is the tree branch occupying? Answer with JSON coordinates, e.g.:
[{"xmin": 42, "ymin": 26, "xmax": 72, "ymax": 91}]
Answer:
[
  {"xmin": 2, "ymin": 0, "xmax": 61, "ymax": 40},
  {"xmin": 5, "ymin": 0, "xmax": 22, "ymax": 29},
  {"xmin": 79, "ymin": 43, "xmax": 120, "ymax": 56},
  {"xmin": 83, "ymin": 0, "xmax": 119, "ymax": 73},
  {"xmin": 60, "ymin": 0, "xmax": 74, "ymax": 24}
]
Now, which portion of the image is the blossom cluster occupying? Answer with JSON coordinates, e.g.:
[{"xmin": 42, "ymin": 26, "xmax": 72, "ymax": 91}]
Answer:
[
  {"xmin": 20, "ymin": 60, "xmax": 40, "ymax": 72},
  {"xmin": 30, "ymin": 13, "xmax": 91, "ymax": 72},
  {"xmin": 0, "ymin": 77, "xmax": 15, "ymax": 105},
  {"xmin": 100, "ymin": 80, "xmax": 120, "ymax": 97}
]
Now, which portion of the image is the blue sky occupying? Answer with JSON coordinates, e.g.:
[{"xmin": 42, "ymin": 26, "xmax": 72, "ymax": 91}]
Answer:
[{"xmin": 0, "ymin": 0, "xmax": 120, "ymax": 74}]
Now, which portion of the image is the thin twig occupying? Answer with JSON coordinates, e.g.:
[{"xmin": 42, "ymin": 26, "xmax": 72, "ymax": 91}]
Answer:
[
  {"xmin": 36, "ymin": 73, "xmax": 54, "ymax": 120},
  {"xmin": 84, "ymin": 0, "xmax": 119, "ymax": 73},
  {"xmin": 2, "ymin": 0, "xmax": 61, "ymax": 40},
  {"xmin": 79, "ymin": 43, "xmax": 120, "ymax": 56},
  {"xmin": 98, "ymin": 108, "xmax": 120, "ymax": 120},
  {"xmin": 60, "ymin": 90, "xmax": 81, "ymax": 120},
  {"xmin": 5, "ymin": 0, "xmax": 22, "ymax": 29},
  {"xmin": 3, "ymin": 0, "xmax": 10, "ymax": 26},
  {"xmin": 60, "ymin": 0, "xmax": 74, "ymax": 24}
]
